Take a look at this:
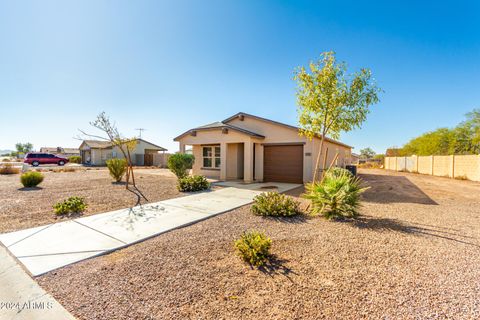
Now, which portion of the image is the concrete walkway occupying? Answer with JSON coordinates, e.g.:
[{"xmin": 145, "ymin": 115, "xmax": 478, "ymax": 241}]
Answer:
[
  {"xmin": 0, "ymin": 182, "xmax": 300, "ymax": 276},
  {"xmin": 0, "ymin": 244, "xmax": 75, "ymax": 319}
]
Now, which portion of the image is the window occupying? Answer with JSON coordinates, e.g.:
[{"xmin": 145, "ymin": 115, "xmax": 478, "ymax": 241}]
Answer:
[{"xmin": 203, "ymin": 146, "xmax": 221, "ymax": 168}]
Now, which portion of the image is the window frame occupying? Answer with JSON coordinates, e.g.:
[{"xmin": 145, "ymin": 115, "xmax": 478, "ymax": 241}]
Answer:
[{"xmin": 202, "ymin": 145, "xmax": 221, "ymax": 169}]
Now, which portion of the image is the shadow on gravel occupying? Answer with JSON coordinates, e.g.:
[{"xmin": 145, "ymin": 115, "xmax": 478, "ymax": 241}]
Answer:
[
  {"xmin": 261, "ymin": 214, "xmax": 309, "ymax": 224},
  {"xmin": 351, "ymin": 215, "xmax": 479, "ymax": 247},
  {"xmin": 18, "ymin": 186, "xmax": 43, "ymax": 191},
  {"xmin": 359, "ymin": 173, "xmax": 438, "ymax": 205},
  {"xmin": 260, "ymin": 255, "xmax": 297, "ymax": 280}
]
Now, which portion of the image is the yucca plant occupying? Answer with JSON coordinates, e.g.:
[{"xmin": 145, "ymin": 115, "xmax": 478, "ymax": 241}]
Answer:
[{"xmin": 304, "ymin": 170, "xmax": 368, "ymax": 219}]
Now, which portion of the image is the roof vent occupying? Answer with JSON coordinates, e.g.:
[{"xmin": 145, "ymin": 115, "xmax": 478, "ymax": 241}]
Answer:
[
  {"xmin": 222, "ymin": 128, "xmax": 229, "ymax": 134},
  {"xmin": 238, "ymin": 114, "xmax": 244, "ymax": 121},
  {"xmin": 190, "ymin": 130, "xmax": 197, "ymax": 137}
]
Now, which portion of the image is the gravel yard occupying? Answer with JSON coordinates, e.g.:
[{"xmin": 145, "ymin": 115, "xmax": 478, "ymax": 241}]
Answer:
[
  {"xmin": 38, "ymin": 169, "xmax": 480, "ymax": 319},
  {"xmin": 0, "ymin": 169, "xmax": 181, "ymax": 233}
]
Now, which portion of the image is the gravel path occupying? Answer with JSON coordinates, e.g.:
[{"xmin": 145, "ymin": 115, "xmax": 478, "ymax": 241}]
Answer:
[
  {"xmin": 37, "ymin": 169, "xmax": 480, "ymax": 319},
  {"xmin": 0, "ymin": 169, "xmax": 181, "ymax": 233}
]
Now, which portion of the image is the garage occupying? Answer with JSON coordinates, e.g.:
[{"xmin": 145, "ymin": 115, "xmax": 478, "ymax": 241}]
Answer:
[{"xmin": 263, "ymin": 144, "xmax": 303, "ymax": 183}]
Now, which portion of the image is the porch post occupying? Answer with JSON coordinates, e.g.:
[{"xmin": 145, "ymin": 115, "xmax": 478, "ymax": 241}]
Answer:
[
  {"xmin": 220, "ymin": 142, "xmax": 227, "ymax": 181},
  {"xmin": 179, "ymin": 142, "xmax": 186, "ymax": 153},
  {"xmin": 244, "ymin": 140, "xmax": 254, "ymax": 183}
]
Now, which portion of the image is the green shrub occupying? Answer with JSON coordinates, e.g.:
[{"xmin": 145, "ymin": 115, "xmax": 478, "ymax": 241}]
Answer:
[
  {"xmin": 167, "ymin": 153, "xmax": 195, "ymax": 178},
  {"xmin": 325, "ymin": 167, "xmax": 353, "ymax": 179},
  {"xmin": 234, "ymin": 230, "xmax": 272, "ymax": 267},
  {"xmin": 106, "ymin": 158, "xmax": 127, "ymax": 182},
  {"xmin": 251, "ymin": 192, "xmax": 299, "ymax": 217},
  {"xmin": 20, "ymin": 171, "xmax": 44, "ymax": 187},
  {"xmin": 0, "ymin": 163, "xmax": 20, "ymax": 175},
  {"xmin": 303, "ymin": 170, "xmax": 368, "ymax": 219},
  {"xmin": 53, "ymin": 196, "xmax": 87, "ymax": 215},
  {"xmin": 68, "ymin": 156, "xmax": 81, "ymax": 164},
  {"xmin": 177, "ymin": 175, "xmax": 210, "ymax": 192}
]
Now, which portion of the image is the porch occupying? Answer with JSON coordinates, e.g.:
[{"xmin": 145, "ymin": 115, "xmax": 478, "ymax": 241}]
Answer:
[{"xmin": 179, "ymin": 141, "xmax": 257, "ymax": 183}]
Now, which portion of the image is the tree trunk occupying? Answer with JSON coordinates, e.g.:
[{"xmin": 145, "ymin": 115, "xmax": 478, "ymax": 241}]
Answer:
[{"xmin": 312, "ymin": 135, "xmax": 326, "ymax": 183}]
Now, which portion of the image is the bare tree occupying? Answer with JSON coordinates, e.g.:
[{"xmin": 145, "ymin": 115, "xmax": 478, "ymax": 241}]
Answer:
[{"xmin": 79, "ymin": 112, "xmax": 147, "ymax": 203}]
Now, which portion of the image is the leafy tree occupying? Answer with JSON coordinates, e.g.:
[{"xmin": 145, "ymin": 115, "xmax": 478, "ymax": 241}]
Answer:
[
  {"xmin": 15, "ymin": 142, "xmax": 33, "ymax": 154},
  {"xmin": 294, "ymin": 51, "xmax": 381, "ymax": 181},
  {"xmin": 359, "ymin": 147, "xmax": 376, "ymax": 159}
]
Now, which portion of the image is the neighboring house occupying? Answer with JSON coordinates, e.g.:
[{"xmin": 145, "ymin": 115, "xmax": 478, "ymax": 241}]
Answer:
[
  {"xmin": 40, "ymin": 147, "xmax": 80, "ymax": 157},
  {"xmin": 174, "ymin": 112, "xmax": 353, "ymax": 183},
  {"xmin": 79, "ymin": 139, "xmax": 167, "ymax": 166}
]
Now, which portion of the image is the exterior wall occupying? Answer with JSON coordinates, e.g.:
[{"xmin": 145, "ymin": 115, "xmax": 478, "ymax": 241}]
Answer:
[
  {"xmin": 418, "ymin": 156, "xmax": 433, "ymax": 174},
  {"xmin": 432, "ymin": 156, "xmax": 451, "ymax": 177},
  {"xmin": 228, "ymin": 116, "xmax": 351, "ymax": 182},
  {"xmin": 192, "ymin": 145, "xmax": 220, "ymax": 179},
  {"xmin": 226, "ymin": 143, "xmax": 244, "ymax": 179},
  {"xmin": 385, "ymin": 155, "xmax": 480, "ymax": 182},
  {"xmin": 454, "ymin": 155, "xmax": 480, "ymax": 181}
]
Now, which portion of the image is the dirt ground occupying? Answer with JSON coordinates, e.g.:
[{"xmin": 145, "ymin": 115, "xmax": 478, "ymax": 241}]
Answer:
[
  {"xmin": 38, "ymin": 169, "xmax": 480, "ymax": 319},
  {"xmin": 0, "ymin": 169, "xmax": 181, "ymax": 233}
]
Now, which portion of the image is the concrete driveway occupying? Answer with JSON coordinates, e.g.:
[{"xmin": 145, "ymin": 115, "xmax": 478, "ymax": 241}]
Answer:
[{"xmin": 0, "ymin": 182, "xmax": 300, "ymax": 276}]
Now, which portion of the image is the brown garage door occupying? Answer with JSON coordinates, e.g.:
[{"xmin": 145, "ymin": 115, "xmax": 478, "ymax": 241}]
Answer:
[{"xmin": 264, "ymin": 145, "xmax": 303, "ymax": 183}]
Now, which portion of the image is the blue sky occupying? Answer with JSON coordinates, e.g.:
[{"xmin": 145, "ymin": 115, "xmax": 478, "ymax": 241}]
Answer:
[{"xmin": 0, "ymin": 0, "xmax": 479, "ymax": 153}]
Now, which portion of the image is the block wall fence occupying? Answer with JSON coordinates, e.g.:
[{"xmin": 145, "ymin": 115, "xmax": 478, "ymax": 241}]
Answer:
[{"xmin": 384, "ymin": 155, "xmax": 480, "ymax": 182}]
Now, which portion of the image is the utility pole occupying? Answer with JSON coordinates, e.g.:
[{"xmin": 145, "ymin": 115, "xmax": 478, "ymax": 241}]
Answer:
[{"xmin": 135, "ymin": 128, "xmax": 146, "ymax": 139}]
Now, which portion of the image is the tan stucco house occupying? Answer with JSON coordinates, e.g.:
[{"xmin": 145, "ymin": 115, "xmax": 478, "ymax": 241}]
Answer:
[
  {"xmin": 174, "ymin": 112, "xmax": 353, "ymax": 183},
  {"xmin": 79, "ymin": 139, "xmax": 167, "ymax": 166}
]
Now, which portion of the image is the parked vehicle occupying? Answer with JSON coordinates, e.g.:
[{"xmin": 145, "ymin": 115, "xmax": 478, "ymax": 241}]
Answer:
[{"xmin": 24, "ymin": 153, "xmax": 69, "ymax": 166}]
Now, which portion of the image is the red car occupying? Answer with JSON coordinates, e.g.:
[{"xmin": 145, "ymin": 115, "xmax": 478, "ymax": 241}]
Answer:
[{"xmin": 24, "ymin": 153, "xmax": 69, "ymax": 167}]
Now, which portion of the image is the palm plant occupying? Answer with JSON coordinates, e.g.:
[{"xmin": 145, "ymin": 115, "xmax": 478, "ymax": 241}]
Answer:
[{"xmin": 304, "ymin": 170, "xmax": 368, "ymax": 219}]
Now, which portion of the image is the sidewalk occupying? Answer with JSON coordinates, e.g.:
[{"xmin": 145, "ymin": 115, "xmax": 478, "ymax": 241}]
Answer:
[
  {"xmin": 0, "ymin": 244, "xmax": 75, "ymax": 320},
  {"xmin": 0, "ymin": 182, "xmax": 300, "ymax": 276}
]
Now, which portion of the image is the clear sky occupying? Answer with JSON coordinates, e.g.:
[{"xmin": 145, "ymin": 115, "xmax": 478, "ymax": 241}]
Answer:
[{"xmin": 0, "ymin": 0, "xmax": 479, "ymax": 154}]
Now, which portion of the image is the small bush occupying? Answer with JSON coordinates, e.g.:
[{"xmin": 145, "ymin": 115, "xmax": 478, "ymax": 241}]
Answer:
[
  {"xmin": 168, "ymin": 153, "xmax": 195, "ymax": 178},
  {"xmin": 0, "ymin": 163, "xmax": 20, "ymax": 175},
  {"xmin": 325, "ymin": 167, "xmax": 353, "ymax": 179},
  {"xmin": 106, "ymin": 158, "xmax": 127, "ymax": 182},
  {"xmin": 303, "ymin": 170, "xmax": 368, "ymax": 219},
  {"xmin": 251, "ymin": 192, "xmax": 299, "ymax": 217},
  {"xmin": 177, "ymin": 175, "xmax": 210, "ymax": 192},
  {"xmin": 68, "ymin": 156, "xmax": 81, "ymax": 164},
  {"xmin": 53, "ymin": 196, "xmax": 87, "ymax": 215},
  {"xmin": 20, "ymin": 171, "xmax": 44, "ymax": 187},
  {"xmin": 234, "ymin": 230, "xmax": 272, "ymax": 267}
]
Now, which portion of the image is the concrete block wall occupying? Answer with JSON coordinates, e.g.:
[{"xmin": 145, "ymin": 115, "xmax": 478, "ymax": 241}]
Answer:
[{"xmin": 384, "ymin": 155, "xmax": 480, "ymax": 182}]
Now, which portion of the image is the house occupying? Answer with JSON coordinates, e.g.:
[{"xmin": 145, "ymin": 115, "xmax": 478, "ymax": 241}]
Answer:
[
  {"xmin": 40, "ymin": 147, "xmax": 80, "ymax": 157},
  {"xmin": 174, "ymin": 112, "xmax": 353, "ymax": 183},
  {"xmin": 79, "ymin": 139, "xmax": 167, "ymax": 166}
]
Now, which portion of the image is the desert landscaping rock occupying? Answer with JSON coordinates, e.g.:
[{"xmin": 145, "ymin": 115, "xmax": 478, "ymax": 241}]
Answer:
[
  {"xmin": 37, "ymin": 169, "xmax": 480, "ymax": 319},
  {"xmin": 0, "ymin": 169, "xmax": 181, "ymax": 233}
]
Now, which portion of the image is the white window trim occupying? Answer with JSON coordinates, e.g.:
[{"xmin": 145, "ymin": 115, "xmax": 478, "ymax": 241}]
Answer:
[{"xmin": 202, "ymin": 146, "xmax": 221, "ymax": 169}]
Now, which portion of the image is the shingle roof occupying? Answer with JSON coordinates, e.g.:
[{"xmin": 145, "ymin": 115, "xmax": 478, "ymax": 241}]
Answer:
[
  {"xmin": 223, "ymin": 112, "xmax": 352, "ymax": 149},
  {"xmin": 82, "ymin": 140, "xmax": 113, "ymax": 149},
  {"xmin": 81, "ymin": 139, "xmax": 167, "ymax": 151},
  {"xmin": 174, "ymin": 122, "xmax": 265, "ymax": 141}
]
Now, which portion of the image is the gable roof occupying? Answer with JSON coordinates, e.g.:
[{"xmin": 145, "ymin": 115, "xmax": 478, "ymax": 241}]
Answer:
[
  {"xmin": 40, "ymin": 147, "xmax": 80, "ymax": 154},
  {"xmin": 223, "ymin": 112, "xmax": 352, "ymax": 149},
  {"xmin": 174, "ymin": 122, "xmax": 265, "ymax": 141},
  {"xmin": 80, "ymin": 139, "xmax": 167, "ymax": 151}
]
